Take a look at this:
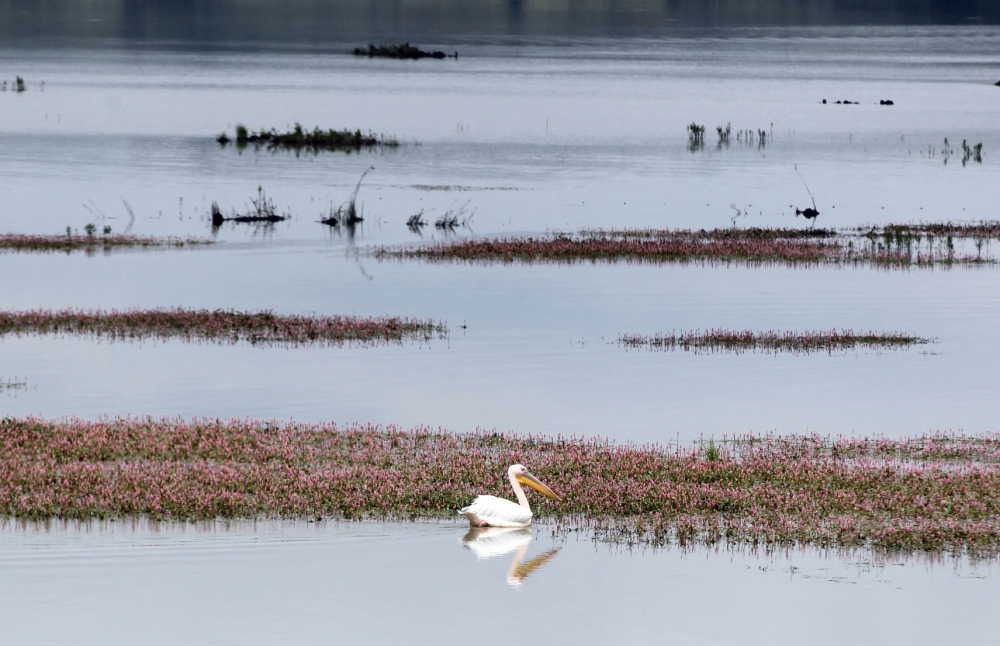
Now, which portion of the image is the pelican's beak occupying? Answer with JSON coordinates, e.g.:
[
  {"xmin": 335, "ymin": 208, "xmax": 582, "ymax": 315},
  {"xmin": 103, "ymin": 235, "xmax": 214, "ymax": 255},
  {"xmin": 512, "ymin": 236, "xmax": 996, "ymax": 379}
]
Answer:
[{"xmin": 516, "ymin": 472, "xmax": 562, "ymax": 501}]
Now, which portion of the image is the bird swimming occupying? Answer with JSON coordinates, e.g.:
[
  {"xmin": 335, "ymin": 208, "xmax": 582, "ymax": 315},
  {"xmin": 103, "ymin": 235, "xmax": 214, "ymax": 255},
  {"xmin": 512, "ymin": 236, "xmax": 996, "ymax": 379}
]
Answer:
[{"xmin": 459, "ymin": 464, "xmax": 561, "ymax": 528}]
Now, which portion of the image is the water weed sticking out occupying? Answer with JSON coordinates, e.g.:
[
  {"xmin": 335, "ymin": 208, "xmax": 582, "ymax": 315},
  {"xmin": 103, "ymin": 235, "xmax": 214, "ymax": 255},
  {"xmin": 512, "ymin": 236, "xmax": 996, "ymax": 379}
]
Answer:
[
  {"xmin": 687, "ymin": 122, "xmax": 706, "ymax": 151},
  {"xmin": 217, "ymin": 123, "xmax": 400, "ymax": 152},
  {"xmin": 2, "ymin": 418, "xmax": 999, "ymax": 558},
  {"xmin": 319, "ymin": 167, "xmax": 373, "ymax": 228},
  {"xmin": 0, "ymin": 376, "xmax": 28, "ymax": 391},
  {"xmin": 0, "ymin": 308, "xmax": 447, "ymax": 347},
  {"xmin": 211, "ymin": 186, "xmax": 290, "ymax": 226},
  {"xmin": 618, "ymin": 329, "xmax": 931, "ymax": 354},
  {"xmin": 0, "ymin": 233, "xmax": 212, "ymax": 254},
  {"xmin": 434, "ymin": 200, "xmax": 476, "ymax": 231}
]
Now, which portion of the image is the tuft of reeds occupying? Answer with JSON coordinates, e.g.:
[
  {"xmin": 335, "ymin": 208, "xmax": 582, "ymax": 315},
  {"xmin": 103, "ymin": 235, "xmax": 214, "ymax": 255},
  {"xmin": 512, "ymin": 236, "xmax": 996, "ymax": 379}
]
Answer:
[
  {"xmin": 319, "ymin": 167, "xmax": 372, "ymax": 227},
  {"xmin": 2, "ymin": 419, "xmax": 999, "ymax": 557},
  {"xmin": 406, "ymin": 211, "xmax": 427, "ymax": 231},
  {"xmin": 0, "ymin": 232, "xmax": 212, "ymax": 254},
  {"xmin": 0, "ymin": 376, "xmax": 27, "ymax": 391},
  {"xmin": 434, "ymin": 200, "xmax": 476, "ymax": 231},
  {"xmin": 0, "ymin": 308, "xmax": 447, "ymax": 347},
  {"xmin": 218, "ymin": 123, "xmax": 399, "ymax": 152},
  {"xmin": 687, "ymin": 122, "xmax": 706, "ymax": 151},
  {"xmin": 619, "ymin": 329, "xmax": 931, "ymax": 354},
  {"xmin": 211, "ymin": 186, "xmax": 289, "ymax": 226},
  {"xmin": 352, "ymin": 43, "xmax": 457, "ymax": 59}
]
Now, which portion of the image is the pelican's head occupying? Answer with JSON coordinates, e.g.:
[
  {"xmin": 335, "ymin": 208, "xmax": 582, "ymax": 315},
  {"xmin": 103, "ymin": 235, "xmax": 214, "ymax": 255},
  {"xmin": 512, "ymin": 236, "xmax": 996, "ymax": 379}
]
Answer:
[{"xmin": 509, "ymin": 464, "xmax": 562, "ymax": 501}]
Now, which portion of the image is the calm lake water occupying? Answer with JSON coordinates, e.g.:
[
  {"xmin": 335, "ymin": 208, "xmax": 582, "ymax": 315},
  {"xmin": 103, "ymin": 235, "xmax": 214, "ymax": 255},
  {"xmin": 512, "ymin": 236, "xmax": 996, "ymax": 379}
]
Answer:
[
  {"xmin": 2, "ymin": 4, "xmax": 1000, "ymax": 640},
  {"xmin": 3, "ymin": 21, "xmax": 1000, "ymax": 440},
  {"xmin": 1, "ymin": 520, "xmax": 998, "ymax": 646}
]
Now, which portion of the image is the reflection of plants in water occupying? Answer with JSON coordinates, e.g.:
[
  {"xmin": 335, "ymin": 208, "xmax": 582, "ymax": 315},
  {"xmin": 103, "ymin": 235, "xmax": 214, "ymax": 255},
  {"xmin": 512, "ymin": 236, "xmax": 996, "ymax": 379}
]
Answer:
[{"xmin": 619, "ymin": 328, "xmax": 931, "ymax": 355}]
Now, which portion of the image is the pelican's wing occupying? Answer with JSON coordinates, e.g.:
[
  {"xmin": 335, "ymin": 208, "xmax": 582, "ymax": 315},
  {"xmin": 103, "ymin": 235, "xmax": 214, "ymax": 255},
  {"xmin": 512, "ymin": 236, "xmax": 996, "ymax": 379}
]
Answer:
[
  {"xmin": 459, "ymin": 495, "xmax": 533, "ymax": 527},
  {"xmin": 462, "ymin": 527, "xmax": 532, "ymax": 559}
]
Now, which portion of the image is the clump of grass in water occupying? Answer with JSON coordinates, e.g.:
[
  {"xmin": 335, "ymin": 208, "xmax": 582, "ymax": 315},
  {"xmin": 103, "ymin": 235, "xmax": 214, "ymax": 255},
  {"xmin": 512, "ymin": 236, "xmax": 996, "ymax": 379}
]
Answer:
[
  {"xmin": 319, "ymin": 167, "xmax": 373, "ymax": 227},
  {"xmin": 619, "ymin": 328, "xmax": 932, "ymax": 355},
  {"xmin": 217, "ymin": 123, "xmax": 400, "ymax": 152},
  {"xmin": 3, "ymin": 418, "xmax": 1000, "ymax": 558},
  {"xmin": 0, "ymin": 308, "xmax": 448, "ymax": 347},
  {"xmin": 0, "ymin": 376, "xmax": 28, "ymax": 391},
  {"xmin": 352, "ymin": 42, "xmax": 457, "ymax": 59},
  {"xmin": 687, "ymin": 122, "xmax": 706, "ymax": 151},
  {"xmin": 211, "ymin": 186, "xmax": 290, "ymax": 226}
]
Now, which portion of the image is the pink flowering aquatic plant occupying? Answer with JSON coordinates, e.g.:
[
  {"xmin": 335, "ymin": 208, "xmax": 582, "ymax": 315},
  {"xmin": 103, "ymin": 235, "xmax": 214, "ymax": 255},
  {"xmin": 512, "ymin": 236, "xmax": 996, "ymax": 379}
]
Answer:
[
  {"xmin": 2, "ymin": 418, "xmax": 998, "ymax": 558},
  {"xmin": 0, "ymin": 233, "xmax": 213, "ymax": 254},
  {"xmin": 0, "ymin": 308, "xmax": 447, "ymax": 347},
  {"xmin": 374, "ymin": 228, "xmax": 993, "ymax": 267},
  {"xmin": 619, "ymin": 328, "xmax": 931, "ymax": 354}
]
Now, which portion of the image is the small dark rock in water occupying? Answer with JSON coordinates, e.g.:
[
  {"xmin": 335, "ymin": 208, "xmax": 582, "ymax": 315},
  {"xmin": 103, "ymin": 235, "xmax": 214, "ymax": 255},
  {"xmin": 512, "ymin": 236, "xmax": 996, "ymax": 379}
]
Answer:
[
  {"xmin": 880, "ymin": 99, "xmax": 895, "ymax": 105},
  {"xmin": 353, "ymin": 43, "xmax": 457, "ymax": 60}
]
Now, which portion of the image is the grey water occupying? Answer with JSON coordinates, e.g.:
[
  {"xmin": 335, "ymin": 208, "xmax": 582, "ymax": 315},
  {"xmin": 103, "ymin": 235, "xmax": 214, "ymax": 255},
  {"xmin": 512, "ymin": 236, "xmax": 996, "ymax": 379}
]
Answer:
[
  {"xmin": 3, "ymin": 4, "xmax": 1000, "ymax": 640},
  {"xmin": 1, "ymin": 520, "xmax": 998, "ymax": 646},
  {"xmin": 3, "ymin": 20, "xmax": 1000, "ymax": 440}
]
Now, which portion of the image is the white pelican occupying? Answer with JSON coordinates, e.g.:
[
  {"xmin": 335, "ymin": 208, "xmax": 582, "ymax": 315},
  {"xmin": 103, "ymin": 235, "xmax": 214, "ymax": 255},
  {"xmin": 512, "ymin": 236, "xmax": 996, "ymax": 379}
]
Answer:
[{"xmin": 459, "ymin": 464, "xmax": 561, "ymax": 528}]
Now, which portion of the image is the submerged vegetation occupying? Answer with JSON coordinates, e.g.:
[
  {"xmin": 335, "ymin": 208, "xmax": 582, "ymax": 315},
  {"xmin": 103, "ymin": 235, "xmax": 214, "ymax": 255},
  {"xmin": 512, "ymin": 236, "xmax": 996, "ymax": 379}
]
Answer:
[
  {"xmin": 2, "ymin": 418, "xmax": 998, "ymax": 557},
  {"xmin": 375, "ymin": 226, "xmax": 995, "ymax": 268},
  {"xmin": 619, "ymin": 329, "xmax": 931, "ymax": 354},
  {"xmin": 0, "ymin": 232, "xmax": 212, "ymax": 254},
  {"xmin": 217, "ymin": 123, "xmax": 400, "ymax": 152},
  {"xmin": 352, "ymin": 43, "xmax": 457, "ymax": 59},
  {"xmin": 0, "ymin": 309, "xmax": 447, "ymax": 347}
]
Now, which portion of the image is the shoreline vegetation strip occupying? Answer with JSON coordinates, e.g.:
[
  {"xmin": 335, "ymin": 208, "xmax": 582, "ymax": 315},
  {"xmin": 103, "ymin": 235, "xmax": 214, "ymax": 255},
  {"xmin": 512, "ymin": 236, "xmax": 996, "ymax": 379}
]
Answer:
[
  {"xmin": 0, "ymin": 309, "xmax": 447, "ymax": 346},
  {"xmin": 619, "ymin": 329, "xmax": 931, "ymax": 354},
  {"xmin": 2, "ymin": 418, "xmax": 999, "ymax": 557},
  {"xmin": 0, "ymin": 233, "xmax": 213, "ymax": 253}
]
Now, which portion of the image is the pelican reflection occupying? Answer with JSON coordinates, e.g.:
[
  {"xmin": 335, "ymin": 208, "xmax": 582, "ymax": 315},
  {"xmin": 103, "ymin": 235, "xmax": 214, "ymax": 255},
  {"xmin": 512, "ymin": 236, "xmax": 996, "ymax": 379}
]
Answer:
[{"xmin": 462, "ymin": 526, "xmax": 560, "ymax": 588}]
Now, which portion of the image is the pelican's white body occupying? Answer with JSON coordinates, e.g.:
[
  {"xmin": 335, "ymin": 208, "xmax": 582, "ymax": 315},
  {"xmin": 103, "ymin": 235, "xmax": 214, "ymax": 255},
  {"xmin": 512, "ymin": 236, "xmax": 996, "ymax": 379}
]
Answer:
[
  {"xmin": 459, "ymin": 465, "xmax": 538, "ymax": 528},
  {"xmin": 460, "ymin": 494, "xmax": 533, "ymax": 528}
]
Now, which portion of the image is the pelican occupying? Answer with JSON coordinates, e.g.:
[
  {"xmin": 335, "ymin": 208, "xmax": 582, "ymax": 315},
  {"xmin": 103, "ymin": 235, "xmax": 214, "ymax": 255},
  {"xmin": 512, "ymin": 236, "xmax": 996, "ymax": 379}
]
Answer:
[{"xmin": 459, "ymin": 464, "xmax": 561, "ymax": 528}]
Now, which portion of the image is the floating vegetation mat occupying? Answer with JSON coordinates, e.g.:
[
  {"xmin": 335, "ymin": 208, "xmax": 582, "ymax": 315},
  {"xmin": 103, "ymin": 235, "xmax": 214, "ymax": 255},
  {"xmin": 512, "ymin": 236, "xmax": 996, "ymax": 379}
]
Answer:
[
  {"xmin": 375, "ymin": 227, "xmax": 996, "ymax": 268},
  {"xmin": 352, "ymin": 43, "xmax": 456, "ymax": 59},
  {"xmin": 619, "ymin": 329, "xmax": 931, "ymax": 354},
  {"xmin": 0, "ymin": 308, "xmax": 447, "ymax": 347},
  {"xmin": 2, "ymin": 418, "xmax": 999, "ymax": 558},
  {"xmin": 0, "ymin": 233, "xmax": 213, "ymax": 254},
  {"xmin": 217, "ymin": 123, "xmax": 399, "ymax": 152}
]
